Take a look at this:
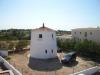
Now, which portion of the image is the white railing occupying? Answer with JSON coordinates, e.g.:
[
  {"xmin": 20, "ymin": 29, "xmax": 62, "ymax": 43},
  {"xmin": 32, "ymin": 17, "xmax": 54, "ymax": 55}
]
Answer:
[
  {"xmin": 0, "ymin": 56, "xmax": 22, "ymax": 75},
  {"xmin": 70, "ymin": 66, "xmax": 99, "ymax": 75}
]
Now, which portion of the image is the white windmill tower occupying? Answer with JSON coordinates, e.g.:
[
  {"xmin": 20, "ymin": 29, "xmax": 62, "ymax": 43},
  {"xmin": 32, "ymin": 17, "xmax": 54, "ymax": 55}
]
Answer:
[{"xmin": 30, "ymin": 23, "xmax": 57, "ymax": 59}]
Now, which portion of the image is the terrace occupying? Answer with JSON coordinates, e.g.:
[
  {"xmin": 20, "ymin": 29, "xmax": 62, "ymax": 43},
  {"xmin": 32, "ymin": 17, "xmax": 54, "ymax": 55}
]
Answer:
[{"xmin": 7, "ymin": 51, "xmax": 100, "ymax": 75}]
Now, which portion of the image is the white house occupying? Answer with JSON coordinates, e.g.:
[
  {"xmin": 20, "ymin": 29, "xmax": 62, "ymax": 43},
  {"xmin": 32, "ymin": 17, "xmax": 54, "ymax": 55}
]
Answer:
[
  {"xmin": 71, "ymin": 28, "xmax": 100, "ymax": 43},
  {"xmin": 30, "ymin": 23, "xmax": 57, "ymax": 59}
]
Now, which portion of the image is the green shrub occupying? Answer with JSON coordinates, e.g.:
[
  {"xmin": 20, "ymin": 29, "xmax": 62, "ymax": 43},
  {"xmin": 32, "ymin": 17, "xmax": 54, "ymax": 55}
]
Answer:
[
  {"xmin": 15, "ymin": 40, "xmax": 29, "ymax": 50},
  {"xmin": 0, "ymin": 41, "xmax": 9, "ymax": 50},
  {"xmin": 57, "ymin": 38, "xmax": 100, "ymax": 57}
]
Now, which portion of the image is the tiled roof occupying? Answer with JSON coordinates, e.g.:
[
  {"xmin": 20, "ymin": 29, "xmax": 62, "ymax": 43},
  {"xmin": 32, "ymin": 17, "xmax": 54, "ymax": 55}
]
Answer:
[{"xmin": 32, "ymin": 26, "xmax": 55, "ymax": 32}]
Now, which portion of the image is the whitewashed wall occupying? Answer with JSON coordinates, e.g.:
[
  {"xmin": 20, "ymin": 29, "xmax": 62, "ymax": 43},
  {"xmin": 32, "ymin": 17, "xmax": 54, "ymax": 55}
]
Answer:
[
  {"xmin": 72, "ymin": 28, "xmax": 100, "ymax": 43},
  {"xmin": 30, "ymin": 30, "xmax": 57, "ymax": 59}
]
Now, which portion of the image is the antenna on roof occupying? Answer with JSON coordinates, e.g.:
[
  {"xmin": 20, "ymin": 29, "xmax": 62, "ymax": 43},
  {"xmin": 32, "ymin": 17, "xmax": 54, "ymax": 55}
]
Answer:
[{"xmin": 43, "ymin": 23, "xmax": 45, "ymax": 28}]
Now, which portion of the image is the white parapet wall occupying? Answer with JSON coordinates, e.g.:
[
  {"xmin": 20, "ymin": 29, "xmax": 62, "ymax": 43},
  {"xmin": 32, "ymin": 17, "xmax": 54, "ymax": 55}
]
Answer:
[
  {"xmin": 70, "ymin": 66, "xmax": 99, "ymax": 75},
  {"xmin": 0, "ymin": 56, "xmax": 22, "ymax": 75},
  {"xmin": 0, "ymin": 70, "xmax": 14, "ymax": 75}
]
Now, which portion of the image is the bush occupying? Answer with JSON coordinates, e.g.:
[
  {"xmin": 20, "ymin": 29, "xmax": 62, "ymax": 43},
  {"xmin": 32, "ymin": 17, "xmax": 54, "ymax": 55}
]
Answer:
[
  {"xmin": 57, "ymin": 38, "xmax": 100, "ymax": 57},
  {"xmin": 15, "ymin": 40, "xmax": 29, "ymax": 51},
  {"xmin": 8, "ymin": 42, "xmax": 16, "ymax": 50},
  {"xmin": 0, "ymin": 41, "xmax": 9, "ymax": 50},
  {"xmin": 57, "ymin": 38, "xmax": 76, "ymax": 50}
]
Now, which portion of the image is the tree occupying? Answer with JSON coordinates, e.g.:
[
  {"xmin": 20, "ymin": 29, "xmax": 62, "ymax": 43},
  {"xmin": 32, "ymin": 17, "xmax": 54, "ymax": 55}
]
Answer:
[
  {"xmin": 57, "ymin": 37, "xmax": 100, "ymax": 57},
  {"xmin": 57, "ymin": 38, "xmax": 63, "ymax": 48}
]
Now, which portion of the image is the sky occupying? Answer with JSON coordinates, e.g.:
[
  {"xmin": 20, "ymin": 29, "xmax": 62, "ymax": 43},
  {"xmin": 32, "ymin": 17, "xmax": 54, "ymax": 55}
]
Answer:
[{"xmin": 0, "ymin": 0, "xmax": 100, "ymax": 30}]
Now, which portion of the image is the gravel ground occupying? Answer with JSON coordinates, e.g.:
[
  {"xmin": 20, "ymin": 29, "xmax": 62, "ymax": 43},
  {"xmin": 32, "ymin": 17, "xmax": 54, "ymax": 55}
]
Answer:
[{"xmin": 7, "ymin": 51, "xmax": 99, "ymax": 75}]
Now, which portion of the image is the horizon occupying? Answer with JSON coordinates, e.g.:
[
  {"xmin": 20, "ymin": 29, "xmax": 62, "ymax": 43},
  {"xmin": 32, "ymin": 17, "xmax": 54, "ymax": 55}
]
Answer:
[
  {"xmin": 0, "ymin": 0, "xmax": 100, "ymax": 30},
  {"xmin": 0, "ymin": 25, "xmax": 100, "ymax": 31}
]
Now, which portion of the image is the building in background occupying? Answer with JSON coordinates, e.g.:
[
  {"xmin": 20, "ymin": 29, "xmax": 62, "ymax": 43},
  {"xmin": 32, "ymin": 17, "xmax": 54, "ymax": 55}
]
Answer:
[
  {"xmin": 71, "ymin": 28, "xmax": 100, "ymax": 43},
  {"xmin": 30, "ymin": 23, "xmax": 57, "ymax": 59}
]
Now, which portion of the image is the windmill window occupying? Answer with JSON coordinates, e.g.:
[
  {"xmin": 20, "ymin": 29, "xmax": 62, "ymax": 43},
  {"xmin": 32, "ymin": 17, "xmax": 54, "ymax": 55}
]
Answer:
[
  {"xmin": 51, "ymin": 49, "xmax": 53, "ymax": 53},
  {"xmin": 45, "ymin": 50, "xmax": 47, "ymax": 54},
  {"xmin": 52, "ymin": 34, "xmax": 54, "ymax": 39},
  {"xmin": 39, "ymin": 34, "xmax": 42, "ymax": 38}
]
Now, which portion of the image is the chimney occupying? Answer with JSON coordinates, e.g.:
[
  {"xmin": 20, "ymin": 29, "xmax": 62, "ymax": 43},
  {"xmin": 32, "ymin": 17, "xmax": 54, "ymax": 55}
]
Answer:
[{"xmin": 43, "ymin": 23, "xmax": 45, "ymax": 28}]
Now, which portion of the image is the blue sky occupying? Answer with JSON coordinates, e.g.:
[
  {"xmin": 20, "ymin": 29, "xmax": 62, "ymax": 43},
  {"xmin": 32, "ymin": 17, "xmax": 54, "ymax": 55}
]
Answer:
[{"xmin": 0, "ymin": 0, "xmax": 100, "ymax": 30}]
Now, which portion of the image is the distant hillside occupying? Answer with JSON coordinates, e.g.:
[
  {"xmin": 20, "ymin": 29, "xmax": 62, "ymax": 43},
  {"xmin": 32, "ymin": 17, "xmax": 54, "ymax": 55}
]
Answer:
[
  {"xmin": 56, "ymin": 30, "xmax": 71, "ymax": 36},
  {"xmin": 0, "ymin": 29, "xmax": 31, "ymax": 40},
  {"xmin": 0, "ymin": 29, "xmax": 71, "ymax": 40}
]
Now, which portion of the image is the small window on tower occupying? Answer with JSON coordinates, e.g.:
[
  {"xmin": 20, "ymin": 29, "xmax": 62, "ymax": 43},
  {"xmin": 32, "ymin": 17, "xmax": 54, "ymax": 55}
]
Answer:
[
  {"xmin": 52, "ymin": 34, "xmax": 53, "ymax": 39},
  {"xmin": 51, "ymin": 49, "xmax": 53, "ymax": 53},
  {"xmin": 45, "ymin": 50, "xmax": 47, "ymax": 54},
  {"xmin": 39, "ymin": 34, "xmax": 42, "ymax": 38}
]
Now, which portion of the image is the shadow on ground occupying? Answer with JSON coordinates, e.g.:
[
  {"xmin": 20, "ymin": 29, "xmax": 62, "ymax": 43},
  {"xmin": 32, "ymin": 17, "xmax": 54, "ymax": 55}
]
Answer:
[
  {"xmin": 63, "ymin": 61, "xmax": 78, "ymax": 67},
  {"xmin": 28, "ymin": 57, "xmax": 62, "ymax": 71}
]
